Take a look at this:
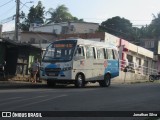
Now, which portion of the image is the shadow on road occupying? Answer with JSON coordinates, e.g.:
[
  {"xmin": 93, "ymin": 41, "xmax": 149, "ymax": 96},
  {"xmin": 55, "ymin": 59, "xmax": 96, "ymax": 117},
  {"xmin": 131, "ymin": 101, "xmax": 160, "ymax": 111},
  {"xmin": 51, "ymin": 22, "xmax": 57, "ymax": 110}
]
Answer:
[{"xmin": 0, "ymin": 82, "xmax": 116, "ymax": 90}]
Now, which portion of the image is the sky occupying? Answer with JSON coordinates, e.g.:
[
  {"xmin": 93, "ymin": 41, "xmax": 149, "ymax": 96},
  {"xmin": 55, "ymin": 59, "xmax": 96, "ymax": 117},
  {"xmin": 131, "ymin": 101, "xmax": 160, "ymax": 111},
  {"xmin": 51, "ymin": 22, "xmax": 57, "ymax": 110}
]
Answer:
[{"xmin": 1, "ymin": 0, "xmax": 160, "ymax": 32}]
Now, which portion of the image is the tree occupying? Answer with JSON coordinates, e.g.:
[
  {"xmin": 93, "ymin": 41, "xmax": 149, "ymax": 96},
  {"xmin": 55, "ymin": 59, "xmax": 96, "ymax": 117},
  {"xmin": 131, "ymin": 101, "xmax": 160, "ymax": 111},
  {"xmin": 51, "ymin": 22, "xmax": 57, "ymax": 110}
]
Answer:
[
  {"xmin": 149, "ymin": 13, "xmax": 160, "ymax": 38},
  {"xmin": 46, "ymin": 4, "xmax": 83, "ymax": 24},
  {"xmin": 20, "ymin": 1, "xmax": 45, "ymax": 31},
  {"xmin": 100, "ymin": 16, "xmax": 133, "ymax": 40}
]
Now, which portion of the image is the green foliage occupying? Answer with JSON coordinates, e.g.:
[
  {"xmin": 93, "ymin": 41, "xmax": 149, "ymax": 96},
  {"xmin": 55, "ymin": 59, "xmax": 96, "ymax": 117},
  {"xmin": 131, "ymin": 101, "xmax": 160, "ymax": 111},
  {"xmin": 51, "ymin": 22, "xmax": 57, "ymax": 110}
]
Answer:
[
  {"xmin": 100, "ymin": 16, "xmax": 134, "ymax": 40},
  {"xmin": 20, "ymin": 1, "xmax": 45, "ymax": 31},
  {"xmin": 46, "ymin": 4, "xmax": 83, "ymax": 24},
  {"xmin": 100, "ymin": 15, "xmax": 160, "ymax": 42},
  {"xmin": 149, "ymin": 13, "xmax": 160, "ymax": 38}
]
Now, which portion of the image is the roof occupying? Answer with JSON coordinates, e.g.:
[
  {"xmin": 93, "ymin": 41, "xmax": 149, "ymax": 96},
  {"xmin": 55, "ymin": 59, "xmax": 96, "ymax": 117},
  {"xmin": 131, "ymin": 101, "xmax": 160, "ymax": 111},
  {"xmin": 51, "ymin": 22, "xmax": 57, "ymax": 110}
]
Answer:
[
  {"xmin": 31, "ymin": 21, "xmax": 99, "ymax": 29},
  {"xmin": 2, "ymin": 38, "xmax": 41, "ymax": 50},
  {"xmin": 54, "ymin": 38, "xmax": 117, "ymax": 50}
]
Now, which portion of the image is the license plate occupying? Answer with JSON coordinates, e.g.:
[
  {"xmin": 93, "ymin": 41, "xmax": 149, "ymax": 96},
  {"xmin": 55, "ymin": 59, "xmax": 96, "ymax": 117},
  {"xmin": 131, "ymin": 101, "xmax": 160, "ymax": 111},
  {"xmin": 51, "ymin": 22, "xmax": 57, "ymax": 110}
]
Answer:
[{"xmin": 48, "ymin": 73, "xmax": 56, "ymax": 76}]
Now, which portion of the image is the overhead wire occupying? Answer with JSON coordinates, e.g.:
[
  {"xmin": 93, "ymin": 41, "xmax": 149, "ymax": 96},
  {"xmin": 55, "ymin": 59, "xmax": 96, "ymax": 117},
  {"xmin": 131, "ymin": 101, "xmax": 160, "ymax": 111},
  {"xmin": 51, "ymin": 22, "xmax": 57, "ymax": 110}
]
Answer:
[
  {"xmin": 0, "ymin": 0, "xmax": 15, "ymax": 24},
  {"xmin": 20, "ymin": 1, "xmax": 30, "ymax": 10},
  {"xmin": 0, "ymin": 5, "xmax": 16, "ymax": 19},
  {"xmin": 0, "ymin": 0, "xmax": 13, "ymax": 8},
  {"xmin": 0, "ymin": 15, "xmax": 15, "ymax": 24}
]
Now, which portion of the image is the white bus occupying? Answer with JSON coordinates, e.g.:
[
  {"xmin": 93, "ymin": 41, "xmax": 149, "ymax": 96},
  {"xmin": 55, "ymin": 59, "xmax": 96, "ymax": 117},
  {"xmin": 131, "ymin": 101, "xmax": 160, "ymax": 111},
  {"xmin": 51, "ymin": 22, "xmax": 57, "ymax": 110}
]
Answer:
[{"xmin": 40, "ymin": 38, "xmax": 119, "ymax": 87}]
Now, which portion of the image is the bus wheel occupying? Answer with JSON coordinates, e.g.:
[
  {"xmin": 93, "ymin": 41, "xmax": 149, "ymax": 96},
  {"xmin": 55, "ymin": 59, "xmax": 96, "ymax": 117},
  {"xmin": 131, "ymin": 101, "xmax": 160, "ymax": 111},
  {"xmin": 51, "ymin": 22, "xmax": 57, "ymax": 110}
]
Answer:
[
  {"xmin": 47, "ymin": 80, "xmax": 56, "ymax": 87},
  {"xmin": 75, "ymin": 74, "xmax": 85, "ymax": 88},
  {"xmin": 99, "ymin": 74, "xmax": 111, "ymax": 87}
]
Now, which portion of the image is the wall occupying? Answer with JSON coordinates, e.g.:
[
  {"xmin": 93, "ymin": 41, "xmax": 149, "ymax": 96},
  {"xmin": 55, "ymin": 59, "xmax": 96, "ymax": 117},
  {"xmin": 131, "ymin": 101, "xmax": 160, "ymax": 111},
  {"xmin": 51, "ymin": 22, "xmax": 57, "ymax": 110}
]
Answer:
[
  {"xmin": 104, "ymin": 33, "xmax": 120, "ymax": 46},
  {"xmin": 2, "ymin": 31, "xmax": 21, "ymax": 41},
  {"xmin": 29, "ymin": 22, "xmax": 99, "ymax": 34},
  {"xmin": 30, "ymin": 25, "xmax": 54, "ymax": 33},
  {"xmin": 112, "ymin": 71, "xmax": 149, "ymax": 83},
  {"xmin": 21, "ymin": 32, "xmax": 56, "ymax": 44},
  {"xmin": 58, "ymin": 32, "xmax": 105, "ymax": 41},
  {"xmin": 72, "ymin": 22, "xmax": 99, "ymax": 34}
]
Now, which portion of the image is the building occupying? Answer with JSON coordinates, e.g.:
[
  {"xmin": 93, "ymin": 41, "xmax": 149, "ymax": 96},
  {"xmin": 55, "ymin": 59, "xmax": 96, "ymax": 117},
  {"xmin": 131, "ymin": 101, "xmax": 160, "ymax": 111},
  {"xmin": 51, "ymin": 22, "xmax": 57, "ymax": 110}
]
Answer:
[
  {"xmin": 140, "ymin": 39, "xmax": 156, "ymax": 53},
  {"xmin": 2, "ymin": 30, "xmax": 21, "ymax": 41},
  {"xmin": 2, "ymin": 21, "xmax": 99, "ymax": 43},
  {"xmin": 29, "ymin": 22, "xmax": 99, "ymax": 34},
  {"xmin": 0, "ymin": 39, "xmax": 41, "ymax": 77},
  {"xmin": 139, "ymin": 38, "xmax": 160, "ymax": 73},
  {"xmin": 1, "ymin": 20, "xmax": 156, "ymax": 74}
]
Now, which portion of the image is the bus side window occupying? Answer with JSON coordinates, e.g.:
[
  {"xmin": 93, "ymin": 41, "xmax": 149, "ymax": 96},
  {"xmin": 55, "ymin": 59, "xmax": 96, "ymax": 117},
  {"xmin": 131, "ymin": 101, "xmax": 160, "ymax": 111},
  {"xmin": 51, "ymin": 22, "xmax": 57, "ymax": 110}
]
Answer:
[
  {"xmin": 105, "ymin": 48, "xmax": 108, "ymax": 59},
  {"xmin": 86, "ymin": 46, "xmax": 96, "ymax": 59},
  {"xmin": 75, "ymin": 46, "xmax": 84, "ymax": 57},
  {"xmin": 107, "ymin": 49, "xmax": 113, "ymax": 59},
  {"xmin": 97, "ymin": 48, "xmax": 105, "ymax": 59},
  {"xmin": 113, "ymin": 50, "xmax": 119, "ymax": 60}
]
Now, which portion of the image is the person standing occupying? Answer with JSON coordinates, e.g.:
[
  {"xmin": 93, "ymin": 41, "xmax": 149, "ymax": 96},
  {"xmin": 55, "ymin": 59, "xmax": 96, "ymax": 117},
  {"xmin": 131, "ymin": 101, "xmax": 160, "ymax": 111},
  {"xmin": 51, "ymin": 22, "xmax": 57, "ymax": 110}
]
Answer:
[{"xmin": 31, "ymin": 58, "xmax": 40, "ymax": 83}]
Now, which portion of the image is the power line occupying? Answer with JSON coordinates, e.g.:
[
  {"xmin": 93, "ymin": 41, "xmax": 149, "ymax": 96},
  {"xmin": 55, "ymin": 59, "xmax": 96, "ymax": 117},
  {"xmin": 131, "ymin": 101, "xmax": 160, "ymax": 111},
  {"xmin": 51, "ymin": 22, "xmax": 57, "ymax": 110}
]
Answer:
[
  {"xmin": 100, "ymin": 25, "xmax": 128, "ymax": 36},
  {"xmin": 20, "ymin": 1, "xmax": 33, "ymax": 10},
  {"xmin": 20, "ymin": 1, "xmax": 29, "ymax": 9},
  {"xmin": 0, "ymin": 5, "xmax": 16, "ymax": 18},
  {"xmin": 0, "ymin": 15, "xmax": 15, "ymax": 24},
  {"xmin": 0, "ymin": 0, "xmax": 13, "ymax": 8}
]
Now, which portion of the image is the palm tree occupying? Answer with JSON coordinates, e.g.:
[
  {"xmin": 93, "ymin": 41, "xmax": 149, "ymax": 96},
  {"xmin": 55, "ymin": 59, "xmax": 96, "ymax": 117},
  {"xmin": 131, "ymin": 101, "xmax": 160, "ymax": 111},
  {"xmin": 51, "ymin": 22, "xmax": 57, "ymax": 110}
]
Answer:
[{"xmin": 46, "ymin": 5, "xmax": 73, "ymax": 24}]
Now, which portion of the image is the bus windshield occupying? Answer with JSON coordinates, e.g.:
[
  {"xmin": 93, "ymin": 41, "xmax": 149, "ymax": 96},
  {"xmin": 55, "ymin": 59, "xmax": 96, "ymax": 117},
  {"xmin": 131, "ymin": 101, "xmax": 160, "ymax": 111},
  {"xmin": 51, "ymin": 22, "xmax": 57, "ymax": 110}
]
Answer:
[{"xmin": 42, "ymin": 40, "xmax": 77, "ymax": 62}]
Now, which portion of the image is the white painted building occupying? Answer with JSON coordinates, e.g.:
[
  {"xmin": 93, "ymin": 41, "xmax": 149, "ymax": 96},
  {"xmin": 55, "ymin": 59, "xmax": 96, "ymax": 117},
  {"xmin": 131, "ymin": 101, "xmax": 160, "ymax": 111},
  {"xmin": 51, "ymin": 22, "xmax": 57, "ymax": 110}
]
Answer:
[
  {"xmin": 29, "ymin": 22, "xmax": 99, "ymax": 34},
  {"xmin": 2, "ymin": 31, "xmax": 21, "ymax": 41}
]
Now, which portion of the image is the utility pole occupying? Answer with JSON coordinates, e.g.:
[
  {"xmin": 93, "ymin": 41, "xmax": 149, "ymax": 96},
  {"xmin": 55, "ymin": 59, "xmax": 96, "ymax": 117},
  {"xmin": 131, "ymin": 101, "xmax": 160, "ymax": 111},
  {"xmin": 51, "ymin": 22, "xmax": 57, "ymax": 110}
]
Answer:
[{"xmin": 15, "ymin": 0, "xmax": 20, "ymax": 41}]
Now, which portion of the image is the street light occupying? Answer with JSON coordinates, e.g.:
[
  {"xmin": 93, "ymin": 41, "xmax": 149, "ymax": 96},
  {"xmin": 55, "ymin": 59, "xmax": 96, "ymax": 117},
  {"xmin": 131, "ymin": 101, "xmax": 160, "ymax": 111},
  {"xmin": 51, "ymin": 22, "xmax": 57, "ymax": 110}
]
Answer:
[{"xmin": 20, "ymin": 1, "xmax": 34, "ymax": 10}]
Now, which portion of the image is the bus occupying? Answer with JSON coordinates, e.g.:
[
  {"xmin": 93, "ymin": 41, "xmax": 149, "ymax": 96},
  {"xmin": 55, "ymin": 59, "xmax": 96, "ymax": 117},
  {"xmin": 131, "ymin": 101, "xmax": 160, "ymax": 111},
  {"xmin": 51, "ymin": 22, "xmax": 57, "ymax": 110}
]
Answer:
[{"xmin": 40, "ymin": 38, "xmax": 119, "ymax": 87}]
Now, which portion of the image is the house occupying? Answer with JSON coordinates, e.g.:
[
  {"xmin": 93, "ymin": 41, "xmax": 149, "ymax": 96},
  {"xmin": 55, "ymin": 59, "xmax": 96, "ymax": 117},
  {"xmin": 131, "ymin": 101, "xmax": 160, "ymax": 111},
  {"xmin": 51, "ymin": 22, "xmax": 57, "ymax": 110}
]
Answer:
[
  {"xmin": 2, "ymin": 30, "xmax": 21, "ymax": 41},
  {"xmin": 0, "ymin": 39, "xmax": 41, "ymax": 77},
  {"xmin": 29, "ymin": 22, "xmax": 99, "ymax": 34}
]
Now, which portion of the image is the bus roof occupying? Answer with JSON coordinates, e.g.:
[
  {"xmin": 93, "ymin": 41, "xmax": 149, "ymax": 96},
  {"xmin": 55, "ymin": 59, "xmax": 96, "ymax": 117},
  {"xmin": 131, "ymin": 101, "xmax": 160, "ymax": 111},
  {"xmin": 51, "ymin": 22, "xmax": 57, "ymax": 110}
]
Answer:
[{"xmin": 55, "ymin": 38, "xmax": 118, "ymax": 50}]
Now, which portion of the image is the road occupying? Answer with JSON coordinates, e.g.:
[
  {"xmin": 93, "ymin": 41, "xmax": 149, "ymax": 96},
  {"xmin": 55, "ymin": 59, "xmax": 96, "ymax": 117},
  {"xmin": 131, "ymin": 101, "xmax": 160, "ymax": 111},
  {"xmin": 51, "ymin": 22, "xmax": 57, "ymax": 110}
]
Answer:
[{"xmin": 0, "ymin": 82, "xmax": 160, "ymax": 120}]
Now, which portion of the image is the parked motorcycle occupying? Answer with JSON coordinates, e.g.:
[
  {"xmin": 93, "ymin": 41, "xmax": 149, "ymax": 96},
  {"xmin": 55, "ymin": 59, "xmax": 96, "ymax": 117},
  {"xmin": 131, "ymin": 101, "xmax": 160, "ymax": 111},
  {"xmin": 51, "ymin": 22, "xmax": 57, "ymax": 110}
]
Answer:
[{"xmin": 149, "ymin": 75, "xmax": 160, "ymax": 82}]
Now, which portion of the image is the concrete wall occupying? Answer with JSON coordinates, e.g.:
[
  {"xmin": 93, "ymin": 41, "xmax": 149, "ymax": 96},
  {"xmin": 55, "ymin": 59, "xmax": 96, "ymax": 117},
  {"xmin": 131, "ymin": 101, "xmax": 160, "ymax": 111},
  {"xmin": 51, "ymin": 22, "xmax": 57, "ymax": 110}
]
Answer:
[
  {"xmin": 2, "ymin": 31, "xmax": 21, "ymax": 41},
  {"xmin": 21, "ymin": 32, "xmax": 56, "ymax": 44},
  {"xmin": 112, "ymin": 71, "xmax": 149, "ymax": 84},
  {"xmin": 29, "ymin": 22, "xmax": 99, "ymax": 34}
]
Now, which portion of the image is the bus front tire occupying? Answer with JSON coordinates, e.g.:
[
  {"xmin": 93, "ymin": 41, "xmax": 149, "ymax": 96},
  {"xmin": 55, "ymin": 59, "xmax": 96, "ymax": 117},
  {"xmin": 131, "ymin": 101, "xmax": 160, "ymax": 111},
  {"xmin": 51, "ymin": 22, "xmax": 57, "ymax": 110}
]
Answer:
[
  {"xmin": 75, "ymin": 74, "xmax": 85, "ymax": 88},
  {"xmin": 99, "ymin": 74, "xmax": 111, "ymax": 87}
]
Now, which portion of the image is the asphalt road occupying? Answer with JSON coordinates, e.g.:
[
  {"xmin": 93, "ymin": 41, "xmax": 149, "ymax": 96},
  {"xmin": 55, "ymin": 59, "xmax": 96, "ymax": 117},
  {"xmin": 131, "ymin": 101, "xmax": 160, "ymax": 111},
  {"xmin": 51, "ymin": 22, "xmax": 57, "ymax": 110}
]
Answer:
[{"xmin": 0, "ymin": 82, "xmax": 160, "ymax": 120}]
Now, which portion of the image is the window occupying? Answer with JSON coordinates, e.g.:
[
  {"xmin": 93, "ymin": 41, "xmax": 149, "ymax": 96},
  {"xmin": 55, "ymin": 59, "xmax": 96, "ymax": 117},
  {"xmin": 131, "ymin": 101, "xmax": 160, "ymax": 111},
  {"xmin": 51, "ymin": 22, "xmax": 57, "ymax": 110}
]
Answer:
[
  {"xmin": 113, "ymin": 50, "xmax": 118, "ymax": 60},
  {"xmin": 145, "ymin": 41, "xmax": 154, "ymax": 48},
  {"xmin": 29, "ymin": 38, "xmax": 35, "ymax": 44},
  {"xmin": 89, "ymin": 29, "xmax": 94, "ymax": 33},
  {"xmin": 97, "ymin": 48, "xmax": 105, "ymax": 59},
  {"xmin": 86, "ymin": 46, "xmax": 95, "ymax": 59},
  {"xmin": 105, "ymin": 49, "xmax": 108, "ymax": 59},
  {"xmin": 75, "ymin": 46, "xmax": 84, "ymax": 57},
  {"xmin": 70, "ymin": 25, "xmax": 75, "ymax": 31},
  {"xmin": 127, "ymin": 54, "xmax": 133, "ymax": 63},
  {"xmin": 61, "ymin": 26, "xmax": 68, "ymax": 34},
  {"xmin": 42, "ymin": 39, "xmax": 48, "ymax": 43},
  {"xmin": 53, "ymin": 29, "xmax": 58, "ymax": 34},
  {"xmin": 107, "ymin": 49, "xmax": 114, "ymax": 59},
  {"xmin": 136, "ymin": 58, "xmax": 141, "ymax": 66}
]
